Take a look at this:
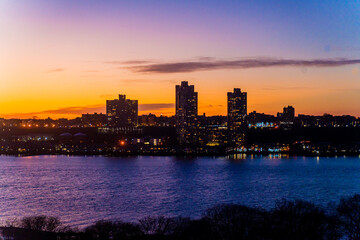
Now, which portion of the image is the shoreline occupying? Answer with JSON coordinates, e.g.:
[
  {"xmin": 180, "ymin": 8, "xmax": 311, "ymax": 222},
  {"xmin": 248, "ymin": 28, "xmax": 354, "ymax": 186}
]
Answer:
[
  {"xmin": 1, "ymin": 194, "xmax": 360, "ymax": 239},
  {"xmin": 1, "ymin": 152, "xmax": 359, "ymax": 158}
]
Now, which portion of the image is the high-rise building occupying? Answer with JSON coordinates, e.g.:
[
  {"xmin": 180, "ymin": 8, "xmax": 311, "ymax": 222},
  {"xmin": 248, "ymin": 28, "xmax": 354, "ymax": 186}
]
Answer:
[
  {"xmin": 106, "ymin": 95, "xmax": 138, "ymax": 127},
  {"xmin": 280, "ymin": 105, "xmax": 295, "ymax": 129},
  {"xmin": 283, "ymin": 105, "xmax": 295, "ymax": 121},
  {"xmin": 227, "ymin": 88, "xmax": 247, "ymax": 146},
  {"xmin": 175, "ymin": 81, "xmax": 198, "ymax": 144}
]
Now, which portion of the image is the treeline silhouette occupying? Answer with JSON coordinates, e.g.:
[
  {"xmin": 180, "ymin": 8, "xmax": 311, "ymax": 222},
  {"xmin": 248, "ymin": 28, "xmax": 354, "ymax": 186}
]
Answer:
[{"xmin": 3, "ymin": 195, "xmax": 360, "ymax": 240}]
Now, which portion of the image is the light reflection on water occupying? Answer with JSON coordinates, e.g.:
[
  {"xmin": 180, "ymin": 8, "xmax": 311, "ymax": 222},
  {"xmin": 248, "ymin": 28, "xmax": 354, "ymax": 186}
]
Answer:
[{"xmin": 0, "ymin": 155, "xmax": 360, "ymax": 228}]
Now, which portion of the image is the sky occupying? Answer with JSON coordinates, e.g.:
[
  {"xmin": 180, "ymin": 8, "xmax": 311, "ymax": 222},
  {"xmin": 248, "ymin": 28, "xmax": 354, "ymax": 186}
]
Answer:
[{"xmin": 0, "ymin": 0, "xmax": 359, "ymax": 119}]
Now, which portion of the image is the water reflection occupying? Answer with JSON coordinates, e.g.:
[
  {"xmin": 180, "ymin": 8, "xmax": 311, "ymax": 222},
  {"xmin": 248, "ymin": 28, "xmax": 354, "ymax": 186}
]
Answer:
[
  {"xmin": 0, "ymin": 155, "xmax": 360, "ymax": 228},
  {"xmin": 227, "ymin": 153, "xmax": 290, "ymax": 161}
]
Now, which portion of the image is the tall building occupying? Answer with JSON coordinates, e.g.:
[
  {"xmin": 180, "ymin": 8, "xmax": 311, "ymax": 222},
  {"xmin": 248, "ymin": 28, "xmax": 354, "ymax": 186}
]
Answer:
[
  {"xmin": 227, "ymin": 88, "xmax": 247, "ymax": 146},
  {"xmin": 175, "ymin": 81, "xmax": 198, "ymax": 144},
  {"xmin": 106, "ymin": 95, "xmax": 138, "ymax": 127},
  {"xmin": 283, "ymin": 105, "xmax": 295, "ymax": 121}
]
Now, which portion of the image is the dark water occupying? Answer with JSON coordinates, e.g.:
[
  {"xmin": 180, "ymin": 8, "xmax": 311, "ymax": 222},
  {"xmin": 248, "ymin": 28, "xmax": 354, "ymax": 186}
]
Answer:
[{"xmin": 1, "ymin": 155, "xmax": 360, "ymax": 227}]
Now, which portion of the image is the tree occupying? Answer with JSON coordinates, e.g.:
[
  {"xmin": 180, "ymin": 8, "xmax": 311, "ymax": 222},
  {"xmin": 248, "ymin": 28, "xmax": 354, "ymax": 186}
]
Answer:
[
  {"xmin": 270, "ymin": 199, "xmax": 340, "ymax": 240},
  {"xmin": 84, "ymin": 220, "xmax": 142, "ymax": 240},
  {"xmin": 139, "ymin": 216, "xmax": 178, "ymax": 236},
  {"xmin": 336, "ymin": 194, "xmax": 360, "ymax": 240},
  {"xmin": 204, "ymin": 204, "xmax": 268, "ymax": 240},
  {"xmin": 19, "ymin": 215, "xmax": 61, "ymax": 232}
]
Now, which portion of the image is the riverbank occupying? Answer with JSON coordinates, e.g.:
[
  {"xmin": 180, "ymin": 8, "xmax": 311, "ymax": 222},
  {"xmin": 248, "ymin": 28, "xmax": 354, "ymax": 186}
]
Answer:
[
  {"xmin": 1, "ymin": 195, "xmax": 360, "ymax": 240},
  {"xmin": 1, "ymin": 151, "xmax": 360, "ymax": 158}
]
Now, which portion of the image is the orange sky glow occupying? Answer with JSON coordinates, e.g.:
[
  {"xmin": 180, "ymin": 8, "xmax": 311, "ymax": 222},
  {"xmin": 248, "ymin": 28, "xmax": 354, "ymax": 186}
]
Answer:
[{"xmin": 0, "ymin": 1, "xmax": 359, "ymax": 119}]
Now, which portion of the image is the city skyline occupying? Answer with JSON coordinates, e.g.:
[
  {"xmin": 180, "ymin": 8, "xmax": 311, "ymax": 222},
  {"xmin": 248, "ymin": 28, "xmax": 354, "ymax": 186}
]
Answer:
[
  {"xmin": 0, "ymin": 80, "xmax": 358, "ymax": 121},
  {"xmin": 1, "ymin": 0, "xmax": 360, "ymax": 119}
]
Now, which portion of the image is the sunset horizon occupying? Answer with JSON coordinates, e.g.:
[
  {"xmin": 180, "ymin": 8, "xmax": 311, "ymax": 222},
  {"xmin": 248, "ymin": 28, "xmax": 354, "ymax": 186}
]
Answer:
[
  {"xmin": 1, "ymin": 0, "xmax": 359, "ymax": 119},
  {"xmin": 1, "ymin": 76, "xmax": 360, "ymax": 120}
]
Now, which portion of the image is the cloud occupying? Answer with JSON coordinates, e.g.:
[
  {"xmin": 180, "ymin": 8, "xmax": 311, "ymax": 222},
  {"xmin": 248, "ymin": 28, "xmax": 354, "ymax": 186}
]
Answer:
[
  {"xmin": 0, "ymin": 103, "xmax": 175, "ymax": 119},
  {"xmin": 127, "ymin": 57, "xmax": 360, "ymax": 74},
  {"xmin": 334, "ymin": 88, "xmax": 360, "ymax": 92},
  {"xmin": 37, "ymin": 105, "xmax": 105, "ymax": 115},
  {"xmin": 104, "ymin": 60, "xmax": 156, "ymax": 65},
  {"xmin": 1, "ymin": 105, "xmax": 105, "ymax": 119},
  {"xmin": 261, "ymin": 86, "xmax": 317, "ymax": 91},
  {"xmin": 139, "ymin": 103, "xmax": 174, "ymax": 111},
  {"xmin": 121, "ymin": 79, "xmax": 150, "ymax": 83},
  {"xmin": 25, "ymin": 103, "xmax": 174, "ymax": 114},
  {"xmin": 121, "ymin": 79, "xmax": 177, "ymax": 84},
  {"xmin": 202, "ymin": 104, "xmax": 213, "ymax": 108},
  {"xmin": 48, "ymin": 68, "xmax": 65, "ymax": 73},
  {"xmin": 193, "ymin": 56, "xmax": 216, "ymax": 61}
]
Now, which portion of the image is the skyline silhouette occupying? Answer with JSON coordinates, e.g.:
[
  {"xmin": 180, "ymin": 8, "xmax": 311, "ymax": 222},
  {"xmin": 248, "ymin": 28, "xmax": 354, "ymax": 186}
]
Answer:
[{"xmin": 0, "ymin": 81, "xmax": 359, "ymax": 120}]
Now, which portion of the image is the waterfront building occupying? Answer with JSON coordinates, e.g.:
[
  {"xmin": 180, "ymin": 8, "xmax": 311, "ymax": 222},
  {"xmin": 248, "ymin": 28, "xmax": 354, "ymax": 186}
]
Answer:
[
  {"xmin": 283, "ymin": 106, "xmax": 295, "ymax": 121},
  {"xmin": 175, "ymin": 81, "xmax": 198, "ymax": 144},
  {"xmin": 227, "ymin": 88, "xmax": 247, "ymax": 146},
  {"xmin": 280, "ymin": 105, "xmax": 295, "ymax": 129},
  {"xmin": 106, "ymin": 95, "xmax": 138, "ymax": 127}
]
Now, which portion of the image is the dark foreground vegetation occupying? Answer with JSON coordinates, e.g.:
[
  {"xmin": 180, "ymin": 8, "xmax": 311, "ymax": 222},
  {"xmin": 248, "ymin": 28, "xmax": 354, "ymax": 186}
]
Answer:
[{"xmin": 3, "ymin": 195, "xmax": 360, "ymax": 240}]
